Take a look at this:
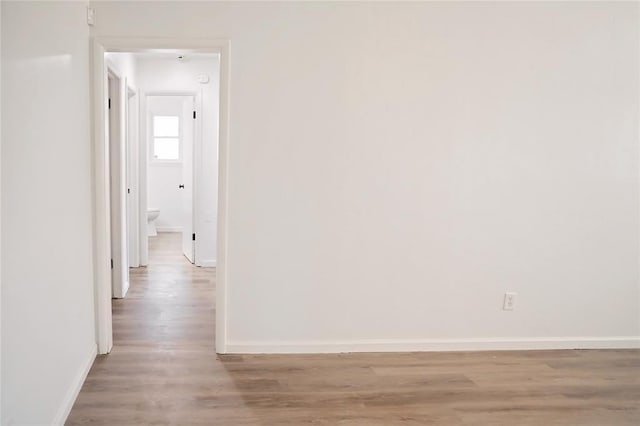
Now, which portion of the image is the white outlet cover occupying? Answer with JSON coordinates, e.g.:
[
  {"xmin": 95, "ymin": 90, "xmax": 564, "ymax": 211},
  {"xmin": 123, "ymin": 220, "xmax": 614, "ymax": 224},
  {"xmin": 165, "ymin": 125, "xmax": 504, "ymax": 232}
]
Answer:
[{"xmin": 503, "ymin": 292, "xmax": 517, "ymax": 311}]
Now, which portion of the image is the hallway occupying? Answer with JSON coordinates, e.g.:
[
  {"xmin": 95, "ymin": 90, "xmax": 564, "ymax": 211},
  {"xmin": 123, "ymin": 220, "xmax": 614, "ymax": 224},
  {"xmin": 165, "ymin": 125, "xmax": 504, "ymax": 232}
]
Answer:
[
  {"xmin": 67, "ymin": 233, "xmax": 217, "ymax": 423},
  {"xmin": 114, "ymin": 232, "xmax": 216, "ymax": 350}
]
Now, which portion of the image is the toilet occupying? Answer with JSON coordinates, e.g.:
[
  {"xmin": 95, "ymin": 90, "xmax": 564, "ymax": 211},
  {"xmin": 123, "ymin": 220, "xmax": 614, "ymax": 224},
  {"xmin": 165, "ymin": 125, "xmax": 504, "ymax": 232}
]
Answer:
[{"xmin": 147, "ymin": 208, "xmax": 160, "ymax": 237}]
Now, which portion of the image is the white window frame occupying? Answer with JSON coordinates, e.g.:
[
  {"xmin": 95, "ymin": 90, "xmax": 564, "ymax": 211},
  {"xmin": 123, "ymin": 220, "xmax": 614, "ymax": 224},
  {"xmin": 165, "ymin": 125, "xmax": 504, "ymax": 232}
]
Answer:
[{"xmin": 150, "ymin": 113, "xmax": 182, "ymax": 163}]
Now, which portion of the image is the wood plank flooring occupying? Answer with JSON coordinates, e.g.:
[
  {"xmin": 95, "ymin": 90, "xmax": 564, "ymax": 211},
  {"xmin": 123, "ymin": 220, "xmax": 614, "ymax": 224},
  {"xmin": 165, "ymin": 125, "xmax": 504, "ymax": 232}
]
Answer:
[{"xmin": 67, "ymin": 233, "xmax": 640, "ymax": 425}]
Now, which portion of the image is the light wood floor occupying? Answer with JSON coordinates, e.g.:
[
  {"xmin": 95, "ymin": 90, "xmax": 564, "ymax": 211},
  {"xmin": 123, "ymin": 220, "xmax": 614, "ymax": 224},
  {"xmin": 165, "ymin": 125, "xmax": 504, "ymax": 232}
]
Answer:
[{"xmin": 67, "ymin": 233, "xmax": 640, "ymax": 425}]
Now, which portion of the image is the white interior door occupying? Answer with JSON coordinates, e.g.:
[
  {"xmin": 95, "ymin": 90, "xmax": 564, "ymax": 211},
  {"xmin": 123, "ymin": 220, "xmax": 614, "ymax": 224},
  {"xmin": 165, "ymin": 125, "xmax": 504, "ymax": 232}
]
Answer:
[
  {"xmin": 181, "ymin": 97, "xmax": 195, "ymax": 263},
  {"xmin": 126, "ymin": 86, "xmax": 140, "ymax": 268},
  {"xmin": 108, "ymin": 70, "xmax": 129, "ymax": 298}
]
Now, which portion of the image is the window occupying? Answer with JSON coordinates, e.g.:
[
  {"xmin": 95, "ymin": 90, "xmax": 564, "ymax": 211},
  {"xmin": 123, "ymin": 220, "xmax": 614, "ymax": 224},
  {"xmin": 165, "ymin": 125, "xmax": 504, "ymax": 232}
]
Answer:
[{"xmin": 152, "ymin": 115, "xmax": 180, "ymax": 161}]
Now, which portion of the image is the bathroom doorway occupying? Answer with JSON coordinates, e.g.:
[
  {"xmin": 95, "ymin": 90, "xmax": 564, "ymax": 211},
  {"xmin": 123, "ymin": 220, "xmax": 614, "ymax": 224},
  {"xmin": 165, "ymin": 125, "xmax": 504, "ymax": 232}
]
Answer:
[{"xmin": 145, "ymin": 94, "xmax": 197, "ymax": 263}]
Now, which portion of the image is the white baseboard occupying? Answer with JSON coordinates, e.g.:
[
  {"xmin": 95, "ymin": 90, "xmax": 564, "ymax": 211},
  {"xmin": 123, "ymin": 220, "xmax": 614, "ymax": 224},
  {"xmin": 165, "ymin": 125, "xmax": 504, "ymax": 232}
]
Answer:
[
  {"xmin": 53, "ymin": 343, "xmax": 97, "ymax": 425},
  {"xmin": 156, "ymin": 226, "xmax": 182, "ymax": 232},
  {"xmin": 225, "ymin": 336, "xmax": 640, "ymax": 354},
  {"xmin": 198, "ymin": 259, "xmax": 216, "ymax": 267}
]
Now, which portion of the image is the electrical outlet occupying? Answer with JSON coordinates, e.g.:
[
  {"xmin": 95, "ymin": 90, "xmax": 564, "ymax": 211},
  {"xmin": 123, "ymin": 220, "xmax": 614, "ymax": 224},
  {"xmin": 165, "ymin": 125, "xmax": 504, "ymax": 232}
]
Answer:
[{"xmin": 503, "ymin": 292, "xmax": 517, "ymax": 311}]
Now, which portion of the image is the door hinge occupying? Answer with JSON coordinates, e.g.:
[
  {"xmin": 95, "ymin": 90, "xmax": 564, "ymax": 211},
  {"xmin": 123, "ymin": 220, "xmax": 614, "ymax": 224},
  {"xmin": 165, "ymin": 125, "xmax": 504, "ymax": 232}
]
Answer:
[
  {"xmin": 193, "ymin": 110, "xmax": 196, "ymax": 119},
  {"xmin": 110, "ymin": 259, "xmax": 114, "ymax": 269},
  {"xmin": 127, "ymin": 188, "xmax": 130, "ymax": 194},
  {"xmin": 192, "ymin": 233, "xmax": 196, "ymax": 241},
  {"xmin": 108, "ymin": 98, "xmax": 111, "ymax": 109}
]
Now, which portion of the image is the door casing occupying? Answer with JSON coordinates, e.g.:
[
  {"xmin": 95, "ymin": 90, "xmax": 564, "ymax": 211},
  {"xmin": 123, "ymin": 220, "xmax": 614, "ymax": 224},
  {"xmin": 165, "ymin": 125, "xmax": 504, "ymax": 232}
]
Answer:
[{"xmin": 91, "ymin": 37, "xmax": 230, "ymax": 355}]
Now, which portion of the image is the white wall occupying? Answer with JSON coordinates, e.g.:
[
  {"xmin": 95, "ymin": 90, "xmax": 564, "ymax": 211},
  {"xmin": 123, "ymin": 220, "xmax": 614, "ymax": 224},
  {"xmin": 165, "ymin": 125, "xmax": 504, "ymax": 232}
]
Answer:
[
  {"xmin": 91, "ymin": 1, "xmax": 640, "ymax": 353},
  {"xmin": 105, "ymin": 52, "xmax": 137, "ymax": 89},
  {"xmin": 2, "ymin": 1, "xmax": 96, "ymax": 424},
  {"xmin": 137, "ymin": 56, "xmax": 219, "ymax": 264}
]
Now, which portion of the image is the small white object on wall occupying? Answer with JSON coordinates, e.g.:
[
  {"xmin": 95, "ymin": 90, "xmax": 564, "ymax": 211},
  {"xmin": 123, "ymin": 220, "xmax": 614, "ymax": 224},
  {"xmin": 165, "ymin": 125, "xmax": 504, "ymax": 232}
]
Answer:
[
  {"xmin": 86, "ymin": 7, "xmax": 95, "ymax": 26},
  {"xmin": 196, "ymin": 74, "xmax": 210, "ymax": 84},
  {"xmin": 503, "ymin": 293, "xmax": 517, "ymax": 311}
]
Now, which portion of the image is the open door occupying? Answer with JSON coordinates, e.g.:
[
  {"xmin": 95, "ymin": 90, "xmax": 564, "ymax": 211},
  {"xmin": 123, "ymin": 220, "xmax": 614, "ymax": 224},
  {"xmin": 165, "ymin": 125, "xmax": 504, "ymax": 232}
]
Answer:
[
  {"xmin": 126, "ymin": 86, "xmax": 140, "ymax": 268},
  {"xmin": 181, "ymin": 97, "xmax": 196, "ymax": 263},
  {"xmin": 108, "ymin": 69, "xmax": 130, "ymax": 298}
]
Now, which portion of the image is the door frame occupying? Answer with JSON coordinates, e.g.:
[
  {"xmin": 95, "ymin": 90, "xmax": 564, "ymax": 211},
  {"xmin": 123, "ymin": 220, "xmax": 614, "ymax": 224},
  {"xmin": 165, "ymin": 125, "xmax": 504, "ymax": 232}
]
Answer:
[
  {"xmin": 92, "ymin": 37, "xmax": 230, "ymax": 354},
  {"xmin": 143, "ymin": 92, "xmax": 200, "ymax": 265}
]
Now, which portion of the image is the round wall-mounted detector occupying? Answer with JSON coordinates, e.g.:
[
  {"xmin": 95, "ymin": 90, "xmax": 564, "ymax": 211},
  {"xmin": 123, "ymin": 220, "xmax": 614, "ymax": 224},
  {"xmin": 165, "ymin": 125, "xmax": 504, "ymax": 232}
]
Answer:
[{"xmin": 196, "ymin": 74, "xmax": 210, "ymax": 84}]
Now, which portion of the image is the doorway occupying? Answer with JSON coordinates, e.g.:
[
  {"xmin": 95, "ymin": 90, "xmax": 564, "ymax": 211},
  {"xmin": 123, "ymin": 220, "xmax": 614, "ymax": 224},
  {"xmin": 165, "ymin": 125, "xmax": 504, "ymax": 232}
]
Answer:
[
  {"xmin": 92, "ymin": 40, "xmax": 230, "ymax": 355},
  {"xmin": 145, "ymin": 94, "xmax": 197, "ymax": 264}
]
